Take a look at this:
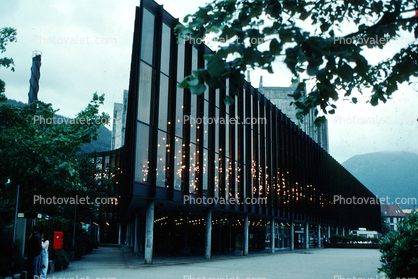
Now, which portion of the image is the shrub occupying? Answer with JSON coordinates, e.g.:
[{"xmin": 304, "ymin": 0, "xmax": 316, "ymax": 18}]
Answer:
[
  {"xmin": 379, "ymin": 212, "xmax": 418, "ymax": 278},
  {"xmin": 54, "ymin": 249, "xmax": 70, "ymax": 271}
]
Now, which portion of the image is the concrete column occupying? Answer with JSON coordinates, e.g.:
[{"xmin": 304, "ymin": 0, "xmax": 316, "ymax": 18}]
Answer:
[
  {"xmin": 118, "ymin": 223, "xmax": 122, "ymax": 245},
  {"xmin": 290, "ymin": 221, "xmax": 294, "ymax": 251},
  {"xmin": 336, "ymin": 227, "xmax": 339, "ymax": 236},
  {"xmin": 327, "ymin": 225, "xmax": 331, "ymax": 240},
  {"xmin": 281, "ymin": 225, "xmax": 285, "ymax": 248},
  {"xmin": 305, "ymin": 222, "xmax": 309, "ymax": 249},
  {"xmin": 144, "ymin": 200, "xmax": 155, "ymax": 264},
  {"xmin": 126, "ymin": 222, "xmax": 130, "ymax": 246},
  {"xmin": 270, "ymin": 217, "xmax": 275, "ymax": 253},
  {"xmin": 342, "ymin": 227, "xmax": 345, "ymax": 236},
  {"xmin": 205, "ymin": 209, "xmax": 212, "ymax": 259},
  {"xmin": 134, "ymin": 213, "xmax": 139, "ymax": 255},
  {"xmin": 317, "ymin": 224, "xmax": 321, "ymax": 248},
  {"xmin": 243, "ymin": 214, "xmax": 249, "ymax": 256}
]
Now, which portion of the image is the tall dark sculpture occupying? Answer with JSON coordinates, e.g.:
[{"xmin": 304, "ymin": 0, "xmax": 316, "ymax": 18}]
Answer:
[{"xmin": 28, "ymin": 51, "xmax": 42, "ymax": 104}]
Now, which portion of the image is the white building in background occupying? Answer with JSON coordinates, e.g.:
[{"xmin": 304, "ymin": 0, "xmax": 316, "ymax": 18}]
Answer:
[
  {"xmin": 381, "ymin": 204, "xmax": 407, "ymax": 231},
  {"xmin": 111, "ymin": 89, "xmax": 128, "ymax": 150},
  {"xmin": 258, "ymin": 77, "xmax": 329, "ymax": 152}
]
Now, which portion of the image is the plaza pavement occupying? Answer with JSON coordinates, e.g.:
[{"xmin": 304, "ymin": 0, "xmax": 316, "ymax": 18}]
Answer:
[{"xmin": 46, "ymin": 245, "xmax": 386, "ymax": 279}]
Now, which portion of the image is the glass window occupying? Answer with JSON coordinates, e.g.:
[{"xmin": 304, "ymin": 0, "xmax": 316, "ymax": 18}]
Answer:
[
  {"xmin": 203, "ymin": 100, "xmax": 209, "ymax": 148},
  {"xmin": 141, "ymin": 9, "xmax": 155, "ymax": 65},
  {"xmin": 216, "ymin": 89, "xmax": 220, "ymax": 108},
  {"xmin": 161, "ymin": 24, "xmax": 171, "ymax": 74},
  {"xmin": 192, "ymin": 47, "xmax": 198, "ymax": 71},
  {"xmin": 214, "ymin": 153, "xmax": 219, "ymax": 198},
  {"xmin": 176, "ymin": 87, "xmax": 184, "ymax": 137},
  {"xmin": 135, "ymin": 123, "xmax": 150, "ymax": 183},
  {"xmin": 158, "ymin": 74, "xmax": 169, "ymax": 130},
  {"xmin": 177, "ymin": 42, "xmax": 185, "ymax": 82},
  {"xmin": 156, "ymin": 131, "xmax": 167, "ymax": 187},
  {"xmin": 202, "ymin": 148, "xmax": 208, "ymax": 195},
  {"xmin": 215, "ymin": 108, "xmax": 219, "ymax": 152},
  {"xmin": 235, "ymin": 161, "xmax": 239, "ymax": 200},
  {"xmin": 174, "ymin": 137, "xmax": 184, "ymax": 190},
  {"xmin": 189, "ymin": 143, "xmax": 197, "ymax": 194},
  {"xmin": 190, "ymin": 92, "xmax": 197, "ymax": 143},
  {"xmin": 225, "ymin": 158, "xmax": 230, "ymax": 200},
  {"xmin": 225, "ymin": 114, "xmax": 229, "ymax": 158},
  {"xmin": 137, "ymin": 62, "xmax": 153, "ymax": 124}
]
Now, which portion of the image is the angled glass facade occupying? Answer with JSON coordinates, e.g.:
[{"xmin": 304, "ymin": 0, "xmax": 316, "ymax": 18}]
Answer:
[{"xmin": 121, "ymin": 0, "xmax": 381, "ymax": 260}]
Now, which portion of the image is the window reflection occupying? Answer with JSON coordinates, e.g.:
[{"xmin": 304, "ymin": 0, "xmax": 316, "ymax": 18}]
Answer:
[
  {"xmin": 137, "ymin": 62, "xmax": 153, "ymax": 123},
  {"xmin": 156, "ymin": 131, "xmax": 167, "ymax": 187},
  {"xmin": 160, "ymin": 24, "xmax": 171, "ymax": 74},
  {"xmin": 135, "ymin": 123, "xmax": 150, "ymax": 183},
  {"xmin": 141, "ymin": 9, "xmax": 155, "ymax": 65},
  {"xmin": 158, "ymin": 74, "xmax": 169, "ymax": 130},
  {"xmin": 189, "ymin": 143, "xmax": 198, "ymax": 194},
  {"xmin": 174, "ymin": 137, "xmax": 184, "ymax": 190}
]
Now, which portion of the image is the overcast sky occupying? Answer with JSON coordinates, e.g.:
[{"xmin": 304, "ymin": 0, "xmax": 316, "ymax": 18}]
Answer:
[{"xmin": 1, "ymin": 0, "xmax": 417, "ymax": 164}]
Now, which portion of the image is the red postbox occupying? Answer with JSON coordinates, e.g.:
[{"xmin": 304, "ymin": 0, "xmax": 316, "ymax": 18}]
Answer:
[{"xmin": 53, "ymin": 231, "xmax": 63, "ymax": 249}]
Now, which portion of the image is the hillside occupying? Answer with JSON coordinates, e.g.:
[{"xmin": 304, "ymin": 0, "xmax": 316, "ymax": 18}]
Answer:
[{"xmin": 342, "ymin": 151, "xmax": 418, "ymax": 209}]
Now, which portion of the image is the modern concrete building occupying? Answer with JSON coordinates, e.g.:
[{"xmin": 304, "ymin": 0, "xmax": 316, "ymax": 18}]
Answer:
[
  {"xmin": 98, "ymin": 0, "xmax": 381, "ymax": 264},
  {"xmin": 258, "ymin": 78, "xmax": 329, "ymax": 152}
]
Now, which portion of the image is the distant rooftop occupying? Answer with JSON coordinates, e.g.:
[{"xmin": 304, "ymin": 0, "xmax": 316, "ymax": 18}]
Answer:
[{"xmin": 380, "ymin": 204, "xmax": 407, "ymax": 217}]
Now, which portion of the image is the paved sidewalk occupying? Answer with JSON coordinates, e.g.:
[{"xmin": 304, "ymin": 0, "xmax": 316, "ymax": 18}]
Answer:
[{"xmin": 49, "ymin": 246, "xmax": 385, "ymax": 279}]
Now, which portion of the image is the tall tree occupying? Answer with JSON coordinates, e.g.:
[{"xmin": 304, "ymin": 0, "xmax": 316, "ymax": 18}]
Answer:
[
  {"xmin": 0, "ymin": 93, "xmax": 110, "ymax": 217},
  {"xmin": 178, "ymin": 0, "xmax": 418, "ymax": 125},
  {"xmin": 0, "ymin": 27, "xmax": 17, "ymax": 101}
]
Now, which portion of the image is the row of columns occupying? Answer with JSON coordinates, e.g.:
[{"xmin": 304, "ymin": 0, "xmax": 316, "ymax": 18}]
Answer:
[{"xmin": 126, "ymin": 201, "xmax": 350, "ymax": 264}]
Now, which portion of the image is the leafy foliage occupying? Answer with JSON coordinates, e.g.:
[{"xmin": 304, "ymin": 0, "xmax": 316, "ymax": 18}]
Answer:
[
  {"xmin": 178, "ymin": 0, "xmax": 418, "ymax": 126},
  {"xmin": 0, "ymin": 93, "xmax": 110, "ymax": 218},
  {"xmin": 54, "ymin": 249, "xmax": 70, "ymax": 271},
  {"xmin": 379, "ymin": 212, "xmax": 418, "ymax": 278},
  {"xmin": 0, "ymin": 27, "xmax": 17, "ymax": 99}
]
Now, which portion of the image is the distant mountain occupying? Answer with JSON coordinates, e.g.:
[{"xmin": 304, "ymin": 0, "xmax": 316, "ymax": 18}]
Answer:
[
  {"xmin": 342, "ymin": 151, "xmax": 418, "ymax": 209},
  {"xmin": 80, "ymin": 126, "xmax": 111, "ymax": 153},
  {"xmin": 5, "ymin": 99, "xmax": 111, "ymax": 153}
]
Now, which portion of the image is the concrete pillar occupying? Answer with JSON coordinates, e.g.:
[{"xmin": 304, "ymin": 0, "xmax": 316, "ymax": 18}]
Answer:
[
  {"xmin": 126, "ymin": 222, "xmax": 130, "ymax": 246},
  {"xmin": 144, "ymin": 200, "xmax": 155, "ymax": 264},
  {"xmin": 336, "ymin": 227, "xmax": 339, "ymax": 236},
  {"xmin": 281, "ymin": 225, "xmax": 285, "ymax": 248},
  {"xmin": 118, "ymin": 223, "xmax": 122, "ymax": 245},
  {"xmin": 243, "ymin": 214, "xmax": 249, "ymax": 256},
  {"xmin": 205, "ymin": 209, "xmax": 212, "ymax": 259},
  {"xmin": 270, "ymin": 217, "xmax": 275, "ymax": 253},
  {"xmin": 317, "ymin": 224, "xmax": 321, "ymax": 248},
  {"xmin": 342, "ymin": 227, "xmax": 345, "ymax": 236},
  {"xmin": 327, "ymin": 225, "xmax": 331, "ymax": 240},
  {"xmin": 305, "ymin": 222, "xmax": 309, "ymax": 249},
  {"xmin": 290, "ymin": 221, "xmax": 294, "ymax": 251},
  {"xmin": 134, "ymin": 213, "xmax": 139, "ymax": 255}
]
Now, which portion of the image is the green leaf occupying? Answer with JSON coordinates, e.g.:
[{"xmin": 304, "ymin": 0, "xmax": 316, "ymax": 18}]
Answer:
[
  {"xmin": 178, "ymin": 78, "xmax": 189, "ymax": 89},
  {"xmin": 269, "ymin": 38, "xmax": 282, "ymax": 55},
  {"xmin": 223, "ymin": 95, "xmax": 234, "ymax": 105},
  {"xmin": 190, "ymin": 83, "xmax": 206, "ymax": 95},
  {"xmin": 206, "ymin": 55, "xmax": 225, "ymax": 77}
]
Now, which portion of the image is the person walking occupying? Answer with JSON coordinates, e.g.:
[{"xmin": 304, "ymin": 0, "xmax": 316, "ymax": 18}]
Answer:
[
  {"xmin": 27, "ymin": 225, "xmax": 42, "ymax": 279},
  {"xmin": 40, "ymin": 234, "xmax": 49, "ymax": 279}
]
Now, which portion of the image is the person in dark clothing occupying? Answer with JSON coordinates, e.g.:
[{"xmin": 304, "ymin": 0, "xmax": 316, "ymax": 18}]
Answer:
[{"xmin": 27, "ymin": 225, "xmax": 42, "ymax": 279}]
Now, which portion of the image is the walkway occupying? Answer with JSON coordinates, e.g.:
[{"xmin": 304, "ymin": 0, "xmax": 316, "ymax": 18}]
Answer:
[{"xmin": 50, "ymin": 246, "xmax": 384, "ymax": 279}]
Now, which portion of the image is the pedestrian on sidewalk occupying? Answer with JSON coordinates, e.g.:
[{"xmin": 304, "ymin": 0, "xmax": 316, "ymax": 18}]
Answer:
[
  {"xmin": 40, "ymin": 234, "xmax": 49, "ymax": 279},
  {"xmin": 27, "ymin": 225, "xmax": 42, "ymax": 279}
]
